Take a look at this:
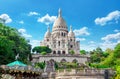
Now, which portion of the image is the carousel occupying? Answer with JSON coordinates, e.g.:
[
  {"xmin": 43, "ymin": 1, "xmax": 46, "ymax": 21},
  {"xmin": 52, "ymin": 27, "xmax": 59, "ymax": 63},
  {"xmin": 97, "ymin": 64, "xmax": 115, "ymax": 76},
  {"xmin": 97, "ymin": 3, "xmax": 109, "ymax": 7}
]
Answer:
[{"xmin": 0, "ymin": 60, "xmax": 42, "ymax": 79}]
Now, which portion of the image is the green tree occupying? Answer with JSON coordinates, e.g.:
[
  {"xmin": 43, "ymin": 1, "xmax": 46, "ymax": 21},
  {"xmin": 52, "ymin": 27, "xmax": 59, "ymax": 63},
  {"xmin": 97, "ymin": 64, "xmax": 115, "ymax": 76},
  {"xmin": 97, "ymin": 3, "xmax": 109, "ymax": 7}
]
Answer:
[
  {"xmin": 35, "ymin": 62, "xmax": 46, "ymax": 69},
  {"xmin": 100, "ymin": 52, "xmax": 115, "ymax": 67},
  {"xmin": 0, "ymin": 23, "xmax": 31, "ymax": 64},
  {"xmin": 115, "ymin": 66, "xmax": 120, "ymax": 79},
  {"xmin": 41, "ymin": 51, "xmax": 47, "ymax": 55},
  {"xmin": 90, "ymin": 47, "xmax": 103, "ymax": 63},
  {"xmin": 114, "ymin": 43, "xmax": 120, "ymax": 58},
  {"xmin": 80, "ymin": 50, "xmax": 87, "ymax": 55},
  {"xmin": 32, "ymin": 46, "xmax": 51, "ymax": 54}
]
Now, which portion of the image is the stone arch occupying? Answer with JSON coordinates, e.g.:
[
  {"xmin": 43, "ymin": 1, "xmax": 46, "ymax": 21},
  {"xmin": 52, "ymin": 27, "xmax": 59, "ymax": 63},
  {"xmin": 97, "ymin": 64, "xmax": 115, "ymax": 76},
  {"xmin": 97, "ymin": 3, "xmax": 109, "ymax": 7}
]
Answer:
[
  {"xmin": 72, "ymin": 59, "xmax": 78, "ymax": 63},
  {"xmin": 61, "ymin": 59, "xmax": 67, "ymax": 63},
  {"xmin": 49, "ymin": 59, "xmax": 55, "ymax": 62},
  {"xmin": 53, "ymin": 51, "xmax": 56, "ymax": 54}
]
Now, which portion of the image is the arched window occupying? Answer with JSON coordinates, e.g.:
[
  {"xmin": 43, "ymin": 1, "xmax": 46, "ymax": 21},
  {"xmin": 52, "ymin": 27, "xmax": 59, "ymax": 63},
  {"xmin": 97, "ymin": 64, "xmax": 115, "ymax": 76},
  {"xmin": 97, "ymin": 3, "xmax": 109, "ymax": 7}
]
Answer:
[
  {"xmin": 58, "ymin": 41, "xmax": 60, "ymax": 46},
  {"xmin": 61, "ymin": 32, "xmax": 63, "ymax": 36},
  {"xmin": 47, "ymin": 39, "xmax": 49, "ymax": 41},
  {"xmin": 64, "ymin": 33, "xmax": 65, "ymax": 37},
  {"xmin": 58, "ymin": 51, "xmax": 61, "ymax": 54},
  {"xmin": 70, "ymin": 45, "xmax": 73, "ymax": 48},
  {"xmin": 53, "ymin": 51, "xmax": 56, "ymax": 54},
  {"xmin": 62, "ymin": 51, "xmax": 65, "ymax": 54}
]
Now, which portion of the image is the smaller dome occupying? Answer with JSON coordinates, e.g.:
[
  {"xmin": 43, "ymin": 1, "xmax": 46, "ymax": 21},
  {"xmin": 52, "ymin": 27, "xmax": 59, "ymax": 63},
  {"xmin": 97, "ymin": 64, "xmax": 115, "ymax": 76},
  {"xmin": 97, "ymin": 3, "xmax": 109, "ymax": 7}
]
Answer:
[
  {"xmin": 44, "ymin": 26, "xmax": 51, "ymax": 38},
  {"xmin": 68, "ymin": 25, "xmax": 75, "ymax": 37}
]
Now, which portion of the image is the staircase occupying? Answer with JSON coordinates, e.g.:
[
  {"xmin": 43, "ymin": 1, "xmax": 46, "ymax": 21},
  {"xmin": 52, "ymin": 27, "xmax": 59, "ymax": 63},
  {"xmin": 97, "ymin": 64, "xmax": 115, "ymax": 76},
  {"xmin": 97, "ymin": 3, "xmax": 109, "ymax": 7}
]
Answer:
[{"xmin": 44, "ymin": 61, "xmax": 55, "ymax": 72}]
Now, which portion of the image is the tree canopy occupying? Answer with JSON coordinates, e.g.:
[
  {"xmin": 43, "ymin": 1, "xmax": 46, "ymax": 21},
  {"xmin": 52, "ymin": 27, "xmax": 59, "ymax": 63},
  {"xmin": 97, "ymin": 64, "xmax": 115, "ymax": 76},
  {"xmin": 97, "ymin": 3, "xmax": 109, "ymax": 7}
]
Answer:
[
  {"xmin": 32, "ymin": 46, "xmax": 51, "ymax": 54},
  {"xmin": 89, "ymin": 43, "xmax": 120, "ymax": 79},
  {"xmin": 80, "ymin": 50, "xmax": 87, "ymax": 55},
  {"xmin": 0, "ymin": 23, "xmax": 31, "ymax": 64}
]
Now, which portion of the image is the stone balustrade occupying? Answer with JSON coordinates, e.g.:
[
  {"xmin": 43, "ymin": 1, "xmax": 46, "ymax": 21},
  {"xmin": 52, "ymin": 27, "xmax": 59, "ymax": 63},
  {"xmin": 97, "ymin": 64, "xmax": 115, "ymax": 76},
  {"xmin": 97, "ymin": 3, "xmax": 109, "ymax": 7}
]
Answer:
[{"xmin": 56, "ymin": 69, "xmax": 114, "ymax": 76}]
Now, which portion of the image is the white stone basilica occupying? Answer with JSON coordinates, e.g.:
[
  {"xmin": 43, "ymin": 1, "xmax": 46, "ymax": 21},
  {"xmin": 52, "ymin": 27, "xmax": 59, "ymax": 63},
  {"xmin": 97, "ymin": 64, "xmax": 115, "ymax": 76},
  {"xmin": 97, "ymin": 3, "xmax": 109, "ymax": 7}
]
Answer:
[
  {"xmin": 40, "ymin": 9, "xmax": 80, "ymax": 55},
  {"xmin": 32, "ymin": 9, "xmax": 89, "ymax": 66}
]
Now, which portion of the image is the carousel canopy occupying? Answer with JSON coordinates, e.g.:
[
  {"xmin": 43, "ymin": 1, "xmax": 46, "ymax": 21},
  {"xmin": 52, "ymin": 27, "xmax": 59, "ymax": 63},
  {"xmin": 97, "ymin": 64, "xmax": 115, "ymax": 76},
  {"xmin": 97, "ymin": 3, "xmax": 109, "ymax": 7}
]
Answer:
[{"xmin": 7, "ymin": 60, "xmax": 27, "ymax": 66}]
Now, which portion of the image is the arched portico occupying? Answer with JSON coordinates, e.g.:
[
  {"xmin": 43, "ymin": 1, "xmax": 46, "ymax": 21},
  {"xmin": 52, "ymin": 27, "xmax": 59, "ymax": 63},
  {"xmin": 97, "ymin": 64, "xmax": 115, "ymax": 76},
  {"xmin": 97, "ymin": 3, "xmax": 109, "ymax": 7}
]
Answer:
[
  {"xmin": 61, "ymin": 59, "xmax": 67, "ymax": 63},
  {"xmin": 72, "ymin": 59, "xmax": 78, "ymax": 63}
]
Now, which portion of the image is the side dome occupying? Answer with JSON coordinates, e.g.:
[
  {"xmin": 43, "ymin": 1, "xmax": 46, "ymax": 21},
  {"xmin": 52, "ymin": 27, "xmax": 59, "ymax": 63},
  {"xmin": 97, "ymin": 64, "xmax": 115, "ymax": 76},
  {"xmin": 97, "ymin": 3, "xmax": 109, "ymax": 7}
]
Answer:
[
  {"xmin": 68, "ymin": 25, "xmax": 75, "ymax": 37},
  {"xmin": 44, "ymin": 26, "xmax": 51, "ymax": 38},
  {"xmin": 52, "ymin": 9, "xmax": 68, "ymax": 32}
]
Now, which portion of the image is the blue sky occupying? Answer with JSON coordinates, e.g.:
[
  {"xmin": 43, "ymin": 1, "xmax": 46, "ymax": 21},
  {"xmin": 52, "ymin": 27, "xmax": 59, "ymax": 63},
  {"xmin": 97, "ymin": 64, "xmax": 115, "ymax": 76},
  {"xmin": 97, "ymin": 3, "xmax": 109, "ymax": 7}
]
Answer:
[{"xmin": 0, "ymin": 0, "xmax": 120, "ymax": 51}]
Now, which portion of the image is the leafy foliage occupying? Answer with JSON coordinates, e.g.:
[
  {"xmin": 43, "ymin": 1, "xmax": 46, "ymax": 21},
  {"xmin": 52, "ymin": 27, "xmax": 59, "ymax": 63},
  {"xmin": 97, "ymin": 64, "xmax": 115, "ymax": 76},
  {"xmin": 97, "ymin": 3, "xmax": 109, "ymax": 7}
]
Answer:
[
  {"xmin": 89, "ymin": 43, "xmax": 120, "ymax": 78},
  {"xmin": 90, "ymin": 47, "xmax": 104, "ymax": 63},
  {"xmin": 32, "ymin": 46, "xmax": 51, "ymax": 54},
  {"xmin": 114, "ymin": 43, "xmax": 120, "ymax": 58},
  {"xmin": 80, "ymin": 50, "xmax": 87, "ymax": 55},
  {"xmin": 69, "ymin": 50, "xmax": 75, "ymax": 55},
  {"xmin": 35, "ymin": 62, "xmax": 46, "ymax": 69},
  {"xmin": 56, "ymin": 62, "xmax": 78, "ymax": 69},
  {"xmin": 0, "ymin": 23, "xmax": 31, "ymax": 64},
  {"xmin": 41, "ymin": 51, "xmax": 47, "ymax": 55}
]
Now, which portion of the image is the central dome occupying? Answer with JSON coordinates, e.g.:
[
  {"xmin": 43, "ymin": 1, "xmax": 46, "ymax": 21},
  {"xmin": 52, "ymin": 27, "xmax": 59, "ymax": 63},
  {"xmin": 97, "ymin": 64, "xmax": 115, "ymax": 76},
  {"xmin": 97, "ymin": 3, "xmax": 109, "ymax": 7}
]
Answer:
[{"xmin": 52, "ymin": 9, "xmax": 68, "ymax": 32}]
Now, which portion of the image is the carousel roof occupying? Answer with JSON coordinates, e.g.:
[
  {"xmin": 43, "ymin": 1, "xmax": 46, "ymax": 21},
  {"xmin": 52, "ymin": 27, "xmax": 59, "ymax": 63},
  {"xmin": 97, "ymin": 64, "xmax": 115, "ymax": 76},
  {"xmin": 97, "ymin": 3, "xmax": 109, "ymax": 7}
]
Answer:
[{"xmin": 7, "ymin": 60, "xmax": 27, "ymax": 67}]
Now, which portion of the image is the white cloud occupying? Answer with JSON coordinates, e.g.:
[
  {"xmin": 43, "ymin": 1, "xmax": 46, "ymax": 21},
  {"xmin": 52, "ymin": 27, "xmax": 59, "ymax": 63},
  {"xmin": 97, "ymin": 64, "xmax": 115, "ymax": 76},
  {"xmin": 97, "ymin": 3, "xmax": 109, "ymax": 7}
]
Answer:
[
  {"xmin": 100, "ymin": 41, "xmax": 117, "ymax": 50},
  {"xmin": 0, "ymin": 14, "xmax": 12, "ymax": 23},
  {"xmin": 28, "ymin": 12, "xmax": 39, "ymax": 16},
  {"xmin": 101, "ymin": 32, "xmax": 120, "ymax": 41},
  {"xmin": 29, "ymin": 40, "xmax": 40, "ymax": 49},
  {"xmin": 18, "ymin": 29, "xmax": 26, "ymax": 33},
  {"xmin": 114, "ymin": 29, "xmax": 120, "ymax": 32},
  {"xmin": 80, "ymin": 43, "xmax": 98, "ymax": 51},
  {"xmin": 19, "ymin": 20, "xmax": 24, "ymax": 24},
  {"xmin": 95, "ymin": 10, "xmax": 120, "ymax": 26},
  {"xmin": 73, "ymin": 27, "xmax": 90, "ymax": 36},
  {"xmin": 100, "ymin": 32, "xmax": 120, "ymax": 50},
  {"xmin": 37, "ymin": 14, "xmax": 57, "ymax": 25},
  {"xmin": 76, "ymin": 38, "xmax": 86, "ymax": 41},
  {"xmin": 18, "ymin": 28, "xmax": 32, "ymax": 38},
  {"xmin": 89, "ymin": 41, "xmax": 95, "ymax": 44}
]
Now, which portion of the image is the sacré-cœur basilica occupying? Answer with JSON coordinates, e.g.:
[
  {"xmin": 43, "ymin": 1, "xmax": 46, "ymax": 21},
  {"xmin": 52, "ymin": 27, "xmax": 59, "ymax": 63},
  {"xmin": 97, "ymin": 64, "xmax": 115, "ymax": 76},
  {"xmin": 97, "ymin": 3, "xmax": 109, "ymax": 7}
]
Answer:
[{"xmin": 32, "ymin": 9, "xmax": 89, "ymax": 65}]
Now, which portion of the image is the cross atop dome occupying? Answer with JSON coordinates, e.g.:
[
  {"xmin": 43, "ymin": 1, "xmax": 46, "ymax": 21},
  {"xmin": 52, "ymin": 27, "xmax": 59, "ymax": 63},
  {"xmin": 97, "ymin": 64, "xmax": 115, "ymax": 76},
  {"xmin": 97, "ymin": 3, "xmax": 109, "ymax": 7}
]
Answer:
[
  {"xmin": 70, "ymin": 25, "xmax": 73, "ymax": 32},
  {"xmin": 58, "ymin": 8, "xmax": 62, "ymax": 17},
  {"xmin": 47, "ymin": 25, "xmax": 50, "ymax": 32}
]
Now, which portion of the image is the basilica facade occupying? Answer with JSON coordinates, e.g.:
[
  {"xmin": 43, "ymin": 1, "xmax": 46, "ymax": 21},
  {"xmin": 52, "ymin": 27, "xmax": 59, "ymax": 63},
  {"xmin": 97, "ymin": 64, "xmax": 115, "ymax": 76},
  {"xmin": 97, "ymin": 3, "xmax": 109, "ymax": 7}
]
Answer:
[
  {"xmin": 40, "ymin": 9, "xmax": 80, "ymax": 55},
  {"xmin": 32, "ymin": 9, "xmax": 89, "ymax": 65}
]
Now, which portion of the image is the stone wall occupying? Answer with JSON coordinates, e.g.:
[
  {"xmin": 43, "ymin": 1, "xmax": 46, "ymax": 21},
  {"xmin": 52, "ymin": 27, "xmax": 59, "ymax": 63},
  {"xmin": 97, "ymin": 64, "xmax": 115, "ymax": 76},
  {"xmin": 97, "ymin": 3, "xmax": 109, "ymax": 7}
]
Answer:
[{"xmin": 32, "ymin": 54, "xmax": 89, "ymax": 64}]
